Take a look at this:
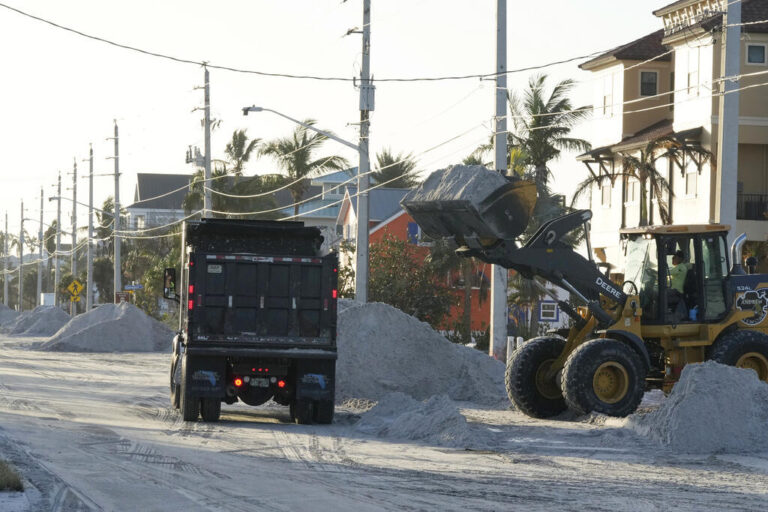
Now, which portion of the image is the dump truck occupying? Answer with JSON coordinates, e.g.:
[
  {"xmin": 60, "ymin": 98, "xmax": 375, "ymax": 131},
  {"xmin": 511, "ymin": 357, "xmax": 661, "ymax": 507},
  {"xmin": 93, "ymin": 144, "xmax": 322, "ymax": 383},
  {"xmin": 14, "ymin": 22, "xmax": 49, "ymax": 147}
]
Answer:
[
  {"xmin": 163, "ymin": 218, "xmax": 338, "ymax": 424},
  {"xmin": 402, "ymin": 165, "xmax": 768, "ymax": 418}
]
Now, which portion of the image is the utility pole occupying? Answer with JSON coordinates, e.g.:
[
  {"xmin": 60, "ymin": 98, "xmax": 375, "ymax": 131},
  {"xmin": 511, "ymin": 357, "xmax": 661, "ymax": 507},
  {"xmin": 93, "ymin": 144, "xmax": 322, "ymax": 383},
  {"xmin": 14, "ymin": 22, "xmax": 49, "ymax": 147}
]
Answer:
[
  {"xmin": 86, "ymin": 144, "xmax": 94, "ymax": 311},
  {"xmin": 71, "ymin": 158, "xmax": 78, "ymax": 316},
  {"xmin": 714, "ymin": 0, "xmax": 741, "ymax": 244},
  {"xmin": 55, "ymin": 173, "xmax": 62, "ymax": 308},
  {"xmin": 108, "ymin": 121, "xmax": 121, "ymax": 302},
  {"xmin": 18, "ymin": 201, "xmax": 23, "ymax": 312},
  {"xmin": 355, "ymin": 0, "xmax": 373, "ymax": 303},
  {"xmin": 490, "ymin": 0, "xmax": 508, "ymax": 360},
  {"xmin": 3, "ymin": 212, "xmax": 7, "ymax": 306},
  {"xmin": 203, "ymin": 66, "xmax": 212, "ymax": 217},
  {"xmin": 37, "ymin": 188, "xmax": 43, "ymax": 307}
]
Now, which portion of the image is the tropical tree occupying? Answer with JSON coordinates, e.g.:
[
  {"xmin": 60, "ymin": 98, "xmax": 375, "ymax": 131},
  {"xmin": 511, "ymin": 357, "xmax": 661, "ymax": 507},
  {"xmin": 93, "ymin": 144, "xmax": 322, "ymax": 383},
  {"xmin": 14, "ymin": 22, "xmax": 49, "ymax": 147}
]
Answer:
[
  {"xmin": 224, "ymin": 129, "xmax": 260, "ymax": 176},
  {"xmin": 372, "ymin": 148, "xmax": 420, "ymax": 188},
  {"xmin": 259, "ymin": 120, "xmax": 350, "ymax": 216},
  {"xmin": 572, "ymin": 136, "xmax": 712, "ymax": 226}
]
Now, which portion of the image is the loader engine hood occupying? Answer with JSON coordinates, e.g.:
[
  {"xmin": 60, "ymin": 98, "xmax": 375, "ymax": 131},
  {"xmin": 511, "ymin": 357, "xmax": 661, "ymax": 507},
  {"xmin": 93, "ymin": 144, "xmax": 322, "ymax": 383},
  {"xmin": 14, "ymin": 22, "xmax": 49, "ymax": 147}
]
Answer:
[{"xmin": 401, "ymin": 165, "xmax": 536, "ymax": 247}]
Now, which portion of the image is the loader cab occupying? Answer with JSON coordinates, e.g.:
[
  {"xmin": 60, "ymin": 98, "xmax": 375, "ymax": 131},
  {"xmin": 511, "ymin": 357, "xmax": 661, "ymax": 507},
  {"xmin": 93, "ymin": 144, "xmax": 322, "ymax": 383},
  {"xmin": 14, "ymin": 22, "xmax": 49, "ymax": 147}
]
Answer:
[{"xmin": 620, "ymin": 225, "xmax": 730, "ymax": 325}]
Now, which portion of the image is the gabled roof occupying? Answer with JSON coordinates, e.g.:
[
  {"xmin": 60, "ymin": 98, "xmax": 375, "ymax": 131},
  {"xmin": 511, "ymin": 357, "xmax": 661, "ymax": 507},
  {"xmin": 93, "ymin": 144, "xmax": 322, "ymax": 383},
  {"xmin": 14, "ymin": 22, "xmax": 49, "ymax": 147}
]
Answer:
[
  {"xmin": 611, "ymin": 119, "xmax": 675, "ymax": 152},
  {"xmin": 310, "ymin": 168, "xmax": 357, "ymax": 185},
  {"xmin": 580, "ymin": 30, "xmax": 671, "ymax": 70},
  {"xmin": 129, "ymin": 173, "xmax": 190, "ymax": 210},
  {"xmin": 336, "ymin": 187, "xmax": 411, "ymax": 225}
]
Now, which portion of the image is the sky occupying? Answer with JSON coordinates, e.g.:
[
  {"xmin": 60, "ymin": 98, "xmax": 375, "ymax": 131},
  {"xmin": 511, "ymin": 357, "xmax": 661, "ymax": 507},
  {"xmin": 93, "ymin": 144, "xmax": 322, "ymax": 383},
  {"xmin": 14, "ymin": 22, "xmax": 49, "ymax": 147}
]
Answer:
[{"xmin": 0, "ymin": 0, "xmax": 670, "ymax": 237}]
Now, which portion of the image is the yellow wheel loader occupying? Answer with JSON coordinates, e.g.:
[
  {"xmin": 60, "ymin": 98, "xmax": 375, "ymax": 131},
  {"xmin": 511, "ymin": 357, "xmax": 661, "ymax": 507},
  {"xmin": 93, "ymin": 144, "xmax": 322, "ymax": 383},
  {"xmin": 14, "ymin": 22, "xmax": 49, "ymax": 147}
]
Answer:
[{"xmin": 402, "ymin": 166, "xmax": 768, "ymax": 418}]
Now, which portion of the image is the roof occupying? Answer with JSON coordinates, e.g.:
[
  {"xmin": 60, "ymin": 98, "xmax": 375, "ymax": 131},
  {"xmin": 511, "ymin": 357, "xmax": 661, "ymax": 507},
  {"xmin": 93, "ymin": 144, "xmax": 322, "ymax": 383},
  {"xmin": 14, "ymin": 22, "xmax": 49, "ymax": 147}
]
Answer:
[
  {"xmin": 580, "ymin": 30, "xmax": 671, "ymax": 70},
  {"xmin": 310, "ymin": 168, "xmax": 357, "ymax": 185},
  {"xmin": 620, "ymin": 224, "xmax": 729, "ymax": 235},
  {"xmin": 612, "ymin": 119, "xmax": 675, "ymax": 151},
  {"xmin": 129, "ymin": 173, "xmax": 190, "ymax": 210},
  {"xmin": 336, "ymin": 187, "xmax": 411, "ymax": 224},
  {"xmin": 653, "ymin": 0, "xmax": 699, "ymax": 16},
  {"xmin": 660, "ymin": 0, "xmax": 768, "ymax": 41}
]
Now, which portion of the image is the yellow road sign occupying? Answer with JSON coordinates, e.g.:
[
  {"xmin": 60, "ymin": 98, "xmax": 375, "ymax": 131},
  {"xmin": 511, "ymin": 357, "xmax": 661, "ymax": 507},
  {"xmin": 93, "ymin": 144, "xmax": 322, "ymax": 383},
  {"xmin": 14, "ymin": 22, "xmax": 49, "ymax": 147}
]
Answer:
[
  {"xmin": 70, "ymin": 295, "xmax": 81, "ymax": 302},
  {"xmin": 67, "ymin": 280, "xmax": 83, "ymax": 296}
]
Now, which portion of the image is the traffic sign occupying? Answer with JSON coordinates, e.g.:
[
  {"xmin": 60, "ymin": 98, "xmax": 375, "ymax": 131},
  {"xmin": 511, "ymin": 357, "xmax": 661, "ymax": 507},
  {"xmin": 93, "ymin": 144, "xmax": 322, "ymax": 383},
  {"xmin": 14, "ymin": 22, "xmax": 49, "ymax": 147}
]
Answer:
[
  {"xmin": 70, "ymin": 295, "xmax": 81, "ymax": 302},
  {"xmin": 124, "ymin": 284, "xmax": 144, "ymax": 291},
  {"xmin": 67, "ymin": 280, "xmax": 84, "ymax": 296},
  {"xmin": 115, "ymin": 292, "xmax": 130, "ymax": 303}
]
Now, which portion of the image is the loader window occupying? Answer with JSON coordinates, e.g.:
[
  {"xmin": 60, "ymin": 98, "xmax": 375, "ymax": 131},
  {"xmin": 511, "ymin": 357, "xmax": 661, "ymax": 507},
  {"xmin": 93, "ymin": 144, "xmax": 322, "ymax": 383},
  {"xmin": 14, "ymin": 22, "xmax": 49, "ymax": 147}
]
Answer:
[
  {"xmin": 701, "ymin": 236, "xmax": 728, "ymax": 321},
  {"xmin": 624, "ymin": 237, "xmax": 659, "ymax": 321}
]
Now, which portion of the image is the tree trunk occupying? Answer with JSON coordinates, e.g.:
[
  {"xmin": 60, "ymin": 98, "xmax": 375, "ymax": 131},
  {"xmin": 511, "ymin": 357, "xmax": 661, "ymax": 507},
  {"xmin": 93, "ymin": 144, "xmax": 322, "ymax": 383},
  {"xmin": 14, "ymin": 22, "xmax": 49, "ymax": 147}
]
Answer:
[
  {"xmin": 462, "ymin": 262, "xmax": 472, "ymax": 343},
  {"xmin": 639, "ymin": 179, "xmax": 649, "ymax": 226}
]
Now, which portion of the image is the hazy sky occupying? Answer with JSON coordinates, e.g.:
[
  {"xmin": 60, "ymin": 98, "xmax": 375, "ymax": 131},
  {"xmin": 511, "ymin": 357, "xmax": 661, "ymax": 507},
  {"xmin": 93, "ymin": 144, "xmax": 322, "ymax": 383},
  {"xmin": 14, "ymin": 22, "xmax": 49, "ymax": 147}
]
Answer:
[{"xmin": 0, "ymin": 0, "xmax": 669, "ymax": 235}]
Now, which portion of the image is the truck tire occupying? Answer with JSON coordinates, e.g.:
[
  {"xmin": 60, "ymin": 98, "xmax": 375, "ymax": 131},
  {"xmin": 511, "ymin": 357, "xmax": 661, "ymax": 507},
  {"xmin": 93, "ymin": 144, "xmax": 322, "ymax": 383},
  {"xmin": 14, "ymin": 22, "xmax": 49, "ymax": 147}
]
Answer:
[
  {"xmin": 170, "ymin": 356, "xmax": 181, "ymax": 410},
  {"xmin": 709, "ymin": 329, "xmax": 768, "ymax": 382},
  {"xmin": 561, "ymin": 338, "xmax": 645, "ymax": 417},
  {"xmin": 180, "ymin": 356, "xmax": 200, "ymax": 422},
  {"xmin": 505, "ymin": 336, "xmax": 567, "ymax": 418},
  {"xmin": 313, "ymin": 400, "xmax": 334, "ymax": 424},
  {"xmin": 291, "ymin": 399, "xmax": 314, "ymax": 425},
  {"xmin": 200, "ymin": 398, "xmax": 221, "ymax": 422}
]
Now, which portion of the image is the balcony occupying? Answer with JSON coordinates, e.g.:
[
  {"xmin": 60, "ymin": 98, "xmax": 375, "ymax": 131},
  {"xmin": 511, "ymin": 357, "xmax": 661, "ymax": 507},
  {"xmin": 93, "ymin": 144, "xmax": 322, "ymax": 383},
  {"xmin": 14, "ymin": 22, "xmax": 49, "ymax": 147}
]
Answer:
[{"xmin": 737, "ymin": 194, "xmax": 768, "ymax": 221}]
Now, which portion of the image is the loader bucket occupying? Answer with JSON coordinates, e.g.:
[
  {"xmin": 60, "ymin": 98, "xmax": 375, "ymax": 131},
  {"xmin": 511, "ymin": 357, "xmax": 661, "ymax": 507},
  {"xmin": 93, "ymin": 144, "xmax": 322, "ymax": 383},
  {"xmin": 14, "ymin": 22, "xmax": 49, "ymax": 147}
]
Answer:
[{"xmin": 401, "ymin": 165, "xmax": 537, "ymax": 246}]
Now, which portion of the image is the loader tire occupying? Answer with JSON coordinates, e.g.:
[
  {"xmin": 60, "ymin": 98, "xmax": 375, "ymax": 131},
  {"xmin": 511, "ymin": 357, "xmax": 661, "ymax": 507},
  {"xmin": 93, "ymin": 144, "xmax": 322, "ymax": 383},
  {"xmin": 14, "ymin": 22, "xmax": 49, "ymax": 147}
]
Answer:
[
  {"xmin": 562, "ymin": 338, "xmax": 645, "ymax": 417},
  {"xmin": 180, "ymin": 356, "xmax": 200, "ymax": 422},
  {"xmin": 709, "ymin": 329, "xmax": 768, "ymax": 382},
  {"xmin": 505, "ymin": 336, "xmax": 567, "ymax": 418},
  {"xmin": 200, "ymin": 398, "xmax": 221, "ymax": 422}
]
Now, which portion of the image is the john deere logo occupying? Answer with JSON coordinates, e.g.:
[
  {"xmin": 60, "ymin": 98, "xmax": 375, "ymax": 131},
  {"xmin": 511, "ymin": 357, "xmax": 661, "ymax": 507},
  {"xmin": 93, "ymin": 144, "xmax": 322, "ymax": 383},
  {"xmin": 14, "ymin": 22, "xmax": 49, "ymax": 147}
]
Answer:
[{"xmin": 736, "ymin": 288, "xmax": 768, "ymax": 326}]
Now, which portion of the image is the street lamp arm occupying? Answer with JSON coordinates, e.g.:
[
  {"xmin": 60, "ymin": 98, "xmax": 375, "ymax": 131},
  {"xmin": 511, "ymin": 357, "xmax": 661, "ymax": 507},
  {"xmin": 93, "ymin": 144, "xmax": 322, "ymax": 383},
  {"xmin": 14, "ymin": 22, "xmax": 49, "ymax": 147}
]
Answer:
[
  {"xmin": 49, "ymin": 196, "xmax": 110, "ymax": 215},
  {"xmin": 242, "ymin": 106, "xmax": 364, "ymax": 154}
]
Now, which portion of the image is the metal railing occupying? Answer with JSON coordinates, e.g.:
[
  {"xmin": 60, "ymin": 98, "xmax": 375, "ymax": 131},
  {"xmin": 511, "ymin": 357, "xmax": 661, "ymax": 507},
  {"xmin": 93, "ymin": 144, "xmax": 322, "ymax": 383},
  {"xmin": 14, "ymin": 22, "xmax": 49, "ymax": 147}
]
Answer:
[{"xmin": 737, "ymin": 193, "xmax": 768, "ymax": 221}]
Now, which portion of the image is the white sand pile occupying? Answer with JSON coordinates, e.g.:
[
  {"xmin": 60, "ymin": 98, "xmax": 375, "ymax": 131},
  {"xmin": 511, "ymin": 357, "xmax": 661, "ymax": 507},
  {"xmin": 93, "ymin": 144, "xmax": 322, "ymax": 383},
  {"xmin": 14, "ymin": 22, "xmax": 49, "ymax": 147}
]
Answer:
[
  {"xmin": 402, "ymin": 164, "xmax": 508, "ymax": 207},
  {"xmin": 627, "ymin": 361, "xmax": 768, "ymax": 453},
  {"xmin": 0, "ymin": 303, "xmax": 18, "ymax": 325},
  {"xmin": 40, "ymin": 302, "xmax": 173, "ymax": 353},
  {"xmin": 336, "ymin": 301, "xmax": 507, "ymax": 405},
  {"xmin": 354, "ymin": 393, "xmax": 477, "ymax": 448},
  {"xmin": 3, "ymin": 306, "xmax": 70, "ymax": 336}
]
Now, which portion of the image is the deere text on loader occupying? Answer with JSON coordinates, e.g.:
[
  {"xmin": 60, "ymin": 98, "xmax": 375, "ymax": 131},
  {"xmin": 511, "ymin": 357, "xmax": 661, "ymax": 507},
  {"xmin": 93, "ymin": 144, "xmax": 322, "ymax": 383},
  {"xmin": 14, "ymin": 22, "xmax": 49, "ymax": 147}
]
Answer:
[{"xmin": 402, "ymin": 165, "xmax": 768, "ymax": 418}]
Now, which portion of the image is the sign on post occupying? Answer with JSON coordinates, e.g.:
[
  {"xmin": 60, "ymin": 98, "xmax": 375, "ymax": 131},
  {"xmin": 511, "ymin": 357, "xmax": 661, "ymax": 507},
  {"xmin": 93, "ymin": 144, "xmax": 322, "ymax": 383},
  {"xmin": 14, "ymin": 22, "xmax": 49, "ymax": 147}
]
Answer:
[
  {"xmin": 115, "ymin": 292, "xmax": 131, "ymax": 303},
  {"xmin": 67, "ymin": 280, "xmax": 84, "ymax": 297}
]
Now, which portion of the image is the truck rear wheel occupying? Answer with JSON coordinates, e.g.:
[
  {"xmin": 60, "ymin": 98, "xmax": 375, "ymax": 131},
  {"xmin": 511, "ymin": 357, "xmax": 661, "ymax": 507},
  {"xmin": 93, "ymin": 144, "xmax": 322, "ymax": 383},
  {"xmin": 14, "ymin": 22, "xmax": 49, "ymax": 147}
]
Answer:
[
  {"xmin": 170, "ymin": 357, "xmax": 181, "ymax": 410},
  {"xmin": 709, "ymin": 329, "xmax": 768, "ymax": 382},
  {"xmin": 200, "ymin": 398, "xmax": 221, "ymax": 422},
  {"xmin": 313, "ymin": 400, "xmax": 334, "ymax": 424},
  {"xmin": 291, "ymin": 399, "xmax": 314, "ymax": 425},
  {"xmin": 561, "ymin": 338, "xmax": 645, "ymax": 417},
  {"xmin": 505, "ymin": 336, "xmax": 567, "ymax": 418},
  {"xmin": 180, "ymin": 356, "xmax": 200, "ymax": 422}
]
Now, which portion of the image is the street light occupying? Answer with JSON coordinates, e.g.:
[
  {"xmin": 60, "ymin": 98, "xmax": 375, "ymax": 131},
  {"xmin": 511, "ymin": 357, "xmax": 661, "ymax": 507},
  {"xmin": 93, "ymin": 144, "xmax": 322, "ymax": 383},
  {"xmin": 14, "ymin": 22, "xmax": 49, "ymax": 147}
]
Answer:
[{"xmin": 242, "ymin": 105, "xmax": 371, "ymax": 302}]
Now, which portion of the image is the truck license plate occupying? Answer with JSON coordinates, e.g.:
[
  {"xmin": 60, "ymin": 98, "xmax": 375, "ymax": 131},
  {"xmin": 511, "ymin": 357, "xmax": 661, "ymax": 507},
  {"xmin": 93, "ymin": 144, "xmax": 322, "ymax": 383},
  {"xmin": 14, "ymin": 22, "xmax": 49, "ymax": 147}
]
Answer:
[{"xmin": 251, "ymin": 378, "xmax": 269, "ymax": 388}]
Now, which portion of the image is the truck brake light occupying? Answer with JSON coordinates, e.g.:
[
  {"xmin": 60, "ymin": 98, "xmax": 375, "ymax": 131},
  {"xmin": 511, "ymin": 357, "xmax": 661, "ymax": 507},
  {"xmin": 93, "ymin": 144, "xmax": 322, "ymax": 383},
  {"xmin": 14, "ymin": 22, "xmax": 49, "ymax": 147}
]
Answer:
[
  {"xmin": 332, "ymin": 289, "xmax": 338, "ymax": 299},
  {"xmin": 188, "ymin": 299, "xmax": 194, "ymax": 311},
  {"xmin": 189, "ymin": 284, "xmax": 194, "ymax": 294}
]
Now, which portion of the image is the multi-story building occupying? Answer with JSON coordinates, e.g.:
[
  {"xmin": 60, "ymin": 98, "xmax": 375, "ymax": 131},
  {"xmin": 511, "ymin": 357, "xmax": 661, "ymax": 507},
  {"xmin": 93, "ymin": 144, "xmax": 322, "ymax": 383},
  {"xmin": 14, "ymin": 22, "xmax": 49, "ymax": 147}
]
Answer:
[{"xmin": 578, "ymin": 0, "xmax": 768, "ymax": 272}]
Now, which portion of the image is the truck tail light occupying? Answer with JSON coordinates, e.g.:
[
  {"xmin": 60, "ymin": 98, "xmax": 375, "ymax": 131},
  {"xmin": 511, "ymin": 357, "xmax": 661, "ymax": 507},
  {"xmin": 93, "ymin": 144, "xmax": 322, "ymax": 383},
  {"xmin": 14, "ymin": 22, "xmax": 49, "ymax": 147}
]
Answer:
[
  {"xmin": 332, "ymin": 289, "xmax": 338, "ymax": 299},
  {"xmin": 188, "ymin": 284, "xmax": 194, "ymax": 294},
  {"xmin": 234, "ymin": 377, "xmax": 243, "ymax": 387},
  {"xmin": 187, "ymin": 299, "xmax": 194, "ymax": 311},
  {"xmin": 277, "ymin": 380, "xmax": 286, "ymax": 389}
]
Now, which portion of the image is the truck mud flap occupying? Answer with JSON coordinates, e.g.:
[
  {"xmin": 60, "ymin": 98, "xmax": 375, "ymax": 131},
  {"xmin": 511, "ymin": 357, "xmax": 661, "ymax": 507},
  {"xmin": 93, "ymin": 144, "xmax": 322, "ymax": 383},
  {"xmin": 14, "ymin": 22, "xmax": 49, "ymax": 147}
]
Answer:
[
  {"xmin": 185, "ymin": 356, "xmax": 227, "ymax": 397},
  {"xmin": 296, "ymin": 359, "xmax": 335, "ymax": 401}
]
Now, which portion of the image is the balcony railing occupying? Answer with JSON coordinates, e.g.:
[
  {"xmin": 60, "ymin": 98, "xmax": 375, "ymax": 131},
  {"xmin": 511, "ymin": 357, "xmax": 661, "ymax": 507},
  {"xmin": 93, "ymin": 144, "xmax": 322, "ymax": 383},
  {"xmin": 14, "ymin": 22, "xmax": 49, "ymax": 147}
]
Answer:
[{"xmin": 737, "ymin": 193, "xmax": 768, "ymax": 221}]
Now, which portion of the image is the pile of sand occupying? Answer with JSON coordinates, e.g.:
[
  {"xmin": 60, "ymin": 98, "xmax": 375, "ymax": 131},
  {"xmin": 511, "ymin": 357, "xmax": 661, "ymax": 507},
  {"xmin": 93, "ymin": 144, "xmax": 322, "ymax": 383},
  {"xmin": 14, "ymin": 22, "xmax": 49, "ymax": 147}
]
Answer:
[
  {"xmin": 40, "ymin": 302, "xmax": 173, "ymax": 353},
  {"xmin": 2, "ymin": 306, "xmax": 70, "ymax": 336},
  {"xmin": 402, "ymin": 164, "xmax": 508, "ymax": 207},
  {"xmin": 354, "ymin": 393, "xmax": 477, "ymax": 448},
  {"xmin": 336, "ymin": 301, "xmax": 507, "ymax": 405},
  {"xmin": 0, "ymin": 303, "xmax": 19, "ymax": 325},
  {"xmin": 627, "ymin": 361, "xmax": 768, "ymax": 453}
]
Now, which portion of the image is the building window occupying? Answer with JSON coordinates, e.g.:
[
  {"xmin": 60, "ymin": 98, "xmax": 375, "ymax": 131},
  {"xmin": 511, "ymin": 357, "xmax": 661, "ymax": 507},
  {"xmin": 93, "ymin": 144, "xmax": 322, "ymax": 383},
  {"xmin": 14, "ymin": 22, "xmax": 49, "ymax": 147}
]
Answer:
[
  {"xmin": 747, "ymin": 44, "xmax": 767, "ymax": 65},
  {"xmin": 601, "ymin": 183, "xmax": 611, "ymax": 207},
  {"xmin": 602, "ymin": 75, "xmax": 613, "ymax": 117},
  {"xmin": 687, "ymin": 47, "xmax": 700, "ymax": 96},
  {"xmin": 625, "ymin": 180, "xmax": 638, "ymax": 204},
  {"xmin": 407, "ymin": 222, "xmax": 419, "ymax": 244},
  {"xmin": 539, "ymin": 301, "xmax": 559, "ymax": 322},
  {"xmin": 135, "ymin": 215, "xmax": 145, "ymax": 229},
  {"xmin": 685, "ymin": 172, "xmax": 697, "ymax": 197},
  {"xmin": 640, "ymin": 71, "xmax": 658, "ymax": 96}
]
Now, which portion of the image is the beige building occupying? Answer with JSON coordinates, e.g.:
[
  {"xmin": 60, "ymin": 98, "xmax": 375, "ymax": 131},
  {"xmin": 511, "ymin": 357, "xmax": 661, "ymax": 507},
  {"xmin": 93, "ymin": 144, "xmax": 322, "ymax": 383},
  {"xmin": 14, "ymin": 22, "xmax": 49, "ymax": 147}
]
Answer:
[{"xmin": 578, "ymin": 0, "xmax": 768, "ymax": 270}]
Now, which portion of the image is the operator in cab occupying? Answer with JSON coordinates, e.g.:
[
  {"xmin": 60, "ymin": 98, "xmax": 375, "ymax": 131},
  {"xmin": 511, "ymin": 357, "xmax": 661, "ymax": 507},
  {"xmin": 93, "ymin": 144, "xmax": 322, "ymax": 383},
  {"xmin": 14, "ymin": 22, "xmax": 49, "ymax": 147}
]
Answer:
[{"xmin": 669, "ymin": 250, "xmax": 691, "ymax": 294}]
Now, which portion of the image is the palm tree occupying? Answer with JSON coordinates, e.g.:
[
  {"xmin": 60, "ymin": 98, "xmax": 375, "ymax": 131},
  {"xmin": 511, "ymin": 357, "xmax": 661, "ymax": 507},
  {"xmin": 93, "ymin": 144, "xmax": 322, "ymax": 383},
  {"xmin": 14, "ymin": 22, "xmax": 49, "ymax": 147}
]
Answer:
[
  {"xmin": 572, "ymin": 136, "xmax": 712, "ymax": 226},
  {"xmin": 224, "ymin": 129, "xmax": 260, "ymax": 176},
  {"xmin": 259, "ymin": 120, "xmax": 350, "ymax": 216},
  {"xmin": 372, "ymin": 148, "xmax": 420, "ymax": 188},
  {"xmin": 508, "ymin": 74, "xmax": 592, "ymax": 189}
]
